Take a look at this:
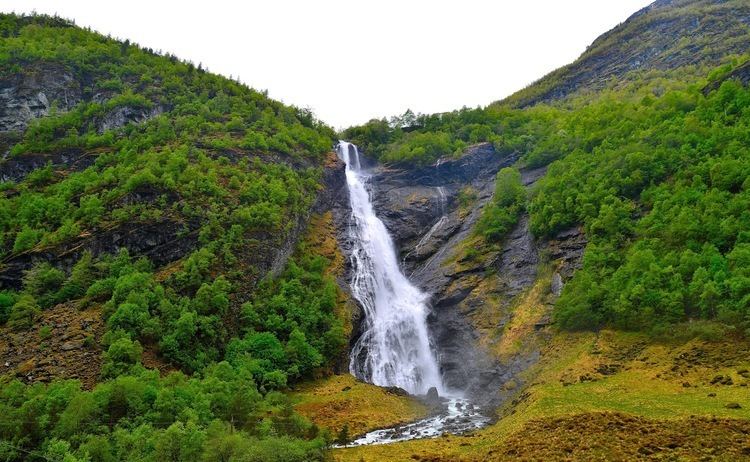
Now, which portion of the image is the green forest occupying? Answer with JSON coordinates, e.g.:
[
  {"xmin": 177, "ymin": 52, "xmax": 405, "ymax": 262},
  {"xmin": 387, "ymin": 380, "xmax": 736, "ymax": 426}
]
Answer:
[{"xmin": 0, "ymin": 13, "xmax": 341, "ymax": 461}]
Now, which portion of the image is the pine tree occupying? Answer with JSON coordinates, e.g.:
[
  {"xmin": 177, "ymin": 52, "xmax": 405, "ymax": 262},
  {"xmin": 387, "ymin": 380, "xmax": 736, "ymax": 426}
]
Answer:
[{"xmin": 336, "ymin": 424, "xmax": 349, "ymax": 446}]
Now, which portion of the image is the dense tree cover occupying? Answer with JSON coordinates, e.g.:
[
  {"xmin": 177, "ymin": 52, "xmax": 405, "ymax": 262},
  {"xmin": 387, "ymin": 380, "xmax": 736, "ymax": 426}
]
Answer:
[
  {"xmin": 1, "ymin": 238, "xmax": 345, "ymax": 459},
  {"xmin": 0, "ymin": 364, "xmax": 328, "ymax": 461},
  {"xmin": 537, "ymin": 77, "xmax": 750, "ymax": 332},
  {"xmin": 230, "ymin": 245, "xmax": 347, "ymax": 389},
  {"xmin": 341, "ymin": 103, "xmax": 568, "ymax": 167},
  {"xmin": 0, "ymin": 12, "xmax": 333, "ymax": 258},
  {"xmin": 0, "ymin": 13, "xmax": 344, "ymax": 460},
  {"xmin": 344, "ymin": 56, "xmax": 750, "ymax": 336}
]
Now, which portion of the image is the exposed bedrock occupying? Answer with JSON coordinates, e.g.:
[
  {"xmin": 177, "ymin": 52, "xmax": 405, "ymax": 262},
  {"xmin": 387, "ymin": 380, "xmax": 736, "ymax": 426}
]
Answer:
[
  {"xmin": 0, "ymin": 62, "xmax": 164, "ymax": 181},
  {"xmin": 360, "ymin": 145, "xmax": 589, "ymax": 406},
  {"xmin": 0, "ymin": 154, "xmax": 350, "ymax": 301},
  {"xmin": 369, "ymin": 143, "xmax": 512, "ymax": 266},
  {"xmin": 0, "ymin": 62, "xmax": 82, "ymax": 134},
  {"xmin": 362, "ymin": 144, "xmax": 514, "ymax": 403}
]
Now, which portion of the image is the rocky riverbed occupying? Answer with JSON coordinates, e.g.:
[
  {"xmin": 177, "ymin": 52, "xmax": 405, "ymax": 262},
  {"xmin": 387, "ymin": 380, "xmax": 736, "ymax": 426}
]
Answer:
[{"xmin": 339, "ymin": 397, "xmax": 491, "ymax": 447}]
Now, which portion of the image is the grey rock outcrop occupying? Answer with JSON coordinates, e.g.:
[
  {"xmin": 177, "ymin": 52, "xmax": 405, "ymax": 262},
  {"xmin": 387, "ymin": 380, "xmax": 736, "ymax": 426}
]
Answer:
[
  {"xmin": 96, "ymin": 105, "xmax": 164, "ymax": 134},
  {"xmin": 0, "ymin": 62, "xmax": 82, "ymax": 134},
  {"xmin": 353, "ymin": 147, "xmax": 584, "ymax": 407},
  {"xmin": 0, "ymin": 64, "xmax": 163, "ymax": 182},
  {"xmin": 360, "ymin": 143, "xmax": 521, "ymax": 404},
  {"xmin": 508, "ymin": 0, "xmax": 750, "ymax": 108},
  {"xmin": 370, "ymin": 143, "xmax": 514, "ymax": 271}
]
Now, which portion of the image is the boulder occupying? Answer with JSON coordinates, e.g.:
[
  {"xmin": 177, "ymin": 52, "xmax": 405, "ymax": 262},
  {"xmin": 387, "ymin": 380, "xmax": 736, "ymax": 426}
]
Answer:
[{"xmin": 425, "ymin": 386, "xmax": 440, "ymax": 405}]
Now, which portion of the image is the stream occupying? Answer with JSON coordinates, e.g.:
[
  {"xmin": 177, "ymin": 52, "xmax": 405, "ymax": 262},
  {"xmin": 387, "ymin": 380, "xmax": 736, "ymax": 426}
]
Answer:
[{"xmin": 341, "ymin": 398, "xmax": 491, "ymax": 447}]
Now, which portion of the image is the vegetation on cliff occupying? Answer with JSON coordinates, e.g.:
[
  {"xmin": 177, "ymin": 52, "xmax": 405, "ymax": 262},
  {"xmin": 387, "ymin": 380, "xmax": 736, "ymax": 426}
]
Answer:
[
  {"xmin": 345, "ymin": 51, "xmax": 750, "ymax": 337},
  {"xmin": 0, "ymin": 12, "xmax": 344, "ymax": 461}
]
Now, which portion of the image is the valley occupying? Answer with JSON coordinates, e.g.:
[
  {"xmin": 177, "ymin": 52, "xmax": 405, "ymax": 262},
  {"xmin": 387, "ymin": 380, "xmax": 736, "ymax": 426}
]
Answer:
[{"xmin": 2, "ymin": 1, "xmax": 750, "ymax": 460}]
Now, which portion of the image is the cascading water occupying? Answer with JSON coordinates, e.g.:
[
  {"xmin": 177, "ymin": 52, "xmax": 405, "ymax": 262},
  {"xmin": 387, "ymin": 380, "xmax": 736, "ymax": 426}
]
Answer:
[
  {"xmin": 335, "ymin": 141, "xmax": 490, "ymax": 446},
  {"xmin": 337, "ymin": 140, "xmax": 443, "ymax": 396}
]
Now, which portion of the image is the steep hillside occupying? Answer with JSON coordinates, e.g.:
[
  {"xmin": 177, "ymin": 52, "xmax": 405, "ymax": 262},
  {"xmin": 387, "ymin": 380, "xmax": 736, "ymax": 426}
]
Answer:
[
  {"xmin": 0, "ymin": 13, "xmax": 355, "ymax": 462},
  {"xmin": 338, "ymin": 0, "xmax": 750, "ymax": 459},
  {"xmin": 503, "ymin": 0, "xmax": 750, "ymax": 107}
]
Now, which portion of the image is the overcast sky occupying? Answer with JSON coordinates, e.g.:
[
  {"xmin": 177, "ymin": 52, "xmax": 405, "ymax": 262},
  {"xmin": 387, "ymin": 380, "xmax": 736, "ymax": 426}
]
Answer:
[{"xmin": 4, "ymin": 0, "xmax": 652, "ymax": 129}]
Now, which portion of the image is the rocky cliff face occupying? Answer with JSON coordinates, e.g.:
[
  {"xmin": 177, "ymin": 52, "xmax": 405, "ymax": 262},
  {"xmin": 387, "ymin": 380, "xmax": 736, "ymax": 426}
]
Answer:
[
  {"xmin": 0, "ymin": 63, "xmax": 163, "ymax": 182},
  {"xmin": 0, "ymin": 155, "xmax": 349, "ymax": 293},
  {"xmin": 350, "ymin": 144, "xmax": 590, "ymax": 406},
  {"xmin": 356, "ymin": 143, "xmax": 515, "ymax": 403},
  {"xmin": 0, "ymin": 62, "xmax": 82, "ymax": 134},
  {"xmin": 370, "ymin": 143, "xmax": 513, "ymax": 270},
  {"xmin": 0, "ymin": 59, "xmax": 350, "ymax": 295}
]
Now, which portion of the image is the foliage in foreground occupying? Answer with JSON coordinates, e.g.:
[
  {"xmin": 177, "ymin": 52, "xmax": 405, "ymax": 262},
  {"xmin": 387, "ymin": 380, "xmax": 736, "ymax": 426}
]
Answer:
[
  {"xmin": 0, "ymin": 365, "xmax": 329, "ymax": 462},
  {"xmin": 0, "ymin": 234, "xmax": 346, "ymax": 460}
]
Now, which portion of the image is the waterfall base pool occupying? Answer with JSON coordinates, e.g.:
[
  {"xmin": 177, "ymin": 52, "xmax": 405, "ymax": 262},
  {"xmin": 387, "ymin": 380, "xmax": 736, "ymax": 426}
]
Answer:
[{"xmin": 336, "ymin": 398, "xmax": 491, "ymax": 447}]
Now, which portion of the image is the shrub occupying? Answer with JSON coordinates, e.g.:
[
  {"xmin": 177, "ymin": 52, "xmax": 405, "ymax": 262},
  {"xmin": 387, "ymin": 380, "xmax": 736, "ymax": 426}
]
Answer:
[
  {"xmin": 13, "ymin": 226, "xmax": 43, "ymax": 253},
  {"xmin": 8, "ymin": 294, "xmax": 41, "ymax": 330},
  {"xmin": 476, "ymin": 167, "xmax": 525, "ymax": 243},
  {"xmin": 101, "ymin": 337, "xmax": 144, "ymax": 379},
  {"xmin": 0, "ymin": 290, "xmax": 18, "ymax": 324},
  {"xmin": 23, "ymin": 262, "xmax": 66, "ymax": 307}
]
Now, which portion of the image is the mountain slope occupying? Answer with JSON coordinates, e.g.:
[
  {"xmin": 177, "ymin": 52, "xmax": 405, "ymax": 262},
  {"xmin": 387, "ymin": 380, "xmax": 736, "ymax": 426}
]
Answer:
[
  {"xmin": 0, "ymin": 13, "xmax": 354, "ymax": 462},
  {"xmin": 336, "ymin": 0, "xmax": 750, "ymax": 459},
  {"xmin": 503, "ymin": 0, "xmax": 750, "ymax": 107}
]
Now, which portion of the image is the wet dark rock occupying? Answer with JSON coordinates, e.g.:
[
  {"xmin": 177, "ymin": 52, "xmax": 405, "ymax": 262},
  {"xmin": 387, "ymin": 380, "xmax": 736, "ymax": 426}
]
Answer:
[
  {"xmin": 344, "ymin": 143, "xmax": 515, "ymax": 404},
  {"xmin": 0, "ymin": 217, "xmax": 200, "ymax": 290},
  {"xmin": 96, "ymin": 105, "xmax": 164, "ymax": 134},
  {"xmin": 495, "ymin": 214, "xmax": 538, "ymax": 298},
  {"xmin": 0, "ymin": 62, "xmax": 82, "ymax": 134},
  {"xmin": 370, "ymin": 142, "xmax": 515, "ymax": 269},
  {"xmin": 355, "ymin": 145, "xmax": 555, "ymax": 406},
  {"xmin": 425, "ymin": 386, "xmax": 440, "ymax": 404},
  {"xmin": 703, "ymin": 60, "xmax": 750, "ymax": 95},
  {"xmin": 383, "ymin": 386, "xmax": 409, "ymax": 397},
  {"xmin": 545, "ymin": 226, "xmax": 587, "ymax": 280}
]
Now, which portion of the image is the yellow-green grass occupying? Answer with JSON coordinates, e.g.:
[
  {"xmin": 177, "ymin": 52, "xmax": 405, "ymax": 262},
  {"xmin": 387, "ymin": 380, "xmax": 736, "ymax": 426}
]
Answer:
[
  {"xmin": 334, "ymin": 330, "xmax": 750, "ymax": 461},
  {"xmin": 292, "ymin": 374, "xmax": 428, "ymax": 438},
  {"xmin": 332, "ymin": 252, "xmax": 750, "ymax": 460}
]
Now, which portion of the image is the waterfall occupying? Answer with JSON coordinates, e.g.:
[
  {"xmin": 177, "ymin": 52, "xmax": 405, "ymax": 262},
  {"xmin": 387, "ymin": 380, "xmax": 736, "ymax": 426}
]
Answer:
[{"xmin": 337, "ymin": 141, "xmax": 444, "ymax": 396}]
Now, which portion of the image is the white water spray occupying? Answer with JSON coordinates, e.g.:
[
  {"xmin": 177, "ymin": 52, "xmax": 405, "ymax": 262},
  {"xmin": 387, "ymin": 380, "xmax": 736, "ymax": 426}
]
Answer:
[{"xmin": 338, "ymin": 141, "xmax": 444, "ymax": 395}]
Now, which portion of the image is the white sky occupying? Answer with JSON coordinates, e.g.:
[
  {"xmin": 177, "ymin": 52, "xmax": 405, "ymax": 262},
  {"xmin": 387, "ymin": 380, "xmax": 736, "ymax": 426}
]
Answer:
[{"xmin": 3, "ymin": 0, "xmax": 652, "ymax": 129}]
